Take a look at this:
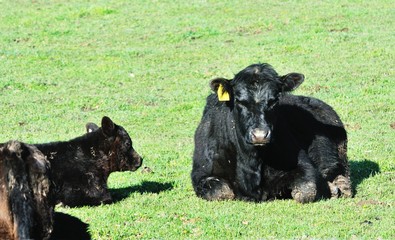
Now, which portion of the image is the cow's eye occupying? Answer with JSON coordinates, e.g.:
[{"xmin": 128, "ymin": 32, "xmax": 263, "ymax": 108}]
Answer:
[{"xmin": 267, "ymin": 99, "xmax": 278, "ymax": 109}]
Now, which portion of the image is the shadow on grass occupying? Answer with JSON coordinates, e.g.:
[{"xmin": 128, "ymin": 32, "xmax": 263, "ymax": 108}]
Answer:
[
  {"xmin": 349, "ymin": 159, "xmax": 380, "ymax": 195},
  {"xmin": 110, "ymin": 181, "xmax": 174, "ymax": 202},
  {"xmin": 50, "ymin": 212, "xmax": 91, "ymax": 240}
]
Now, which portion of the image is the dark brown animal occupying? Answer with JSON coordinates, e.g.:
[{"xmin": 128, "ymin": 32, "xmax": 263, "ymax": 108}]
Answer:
[
  {"xmin": 35, "ymin": 116, "xmax": 142, "ymax": 207},
  {"xmin": 0, "ymin": 140, "xmax": 53, "ymax": 240}
]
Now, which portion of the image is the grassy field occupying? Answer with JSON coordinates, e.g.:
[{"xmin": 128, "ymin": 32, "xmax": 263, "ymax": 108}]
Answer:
[{"xmin": 1, "ymin": 0, "xmax": 394, "ymax": 239}]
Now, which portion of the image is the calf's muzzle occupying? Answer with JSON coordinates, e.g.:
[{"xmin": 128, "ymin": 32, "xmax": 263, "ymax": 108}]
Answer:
[
  {"xmin": 250, "ymin": 128, "xmax": 271, "ymax": 146},
  {"xmin": 131, "ymin": 151, "xmax": 143, "ymax": 171}
]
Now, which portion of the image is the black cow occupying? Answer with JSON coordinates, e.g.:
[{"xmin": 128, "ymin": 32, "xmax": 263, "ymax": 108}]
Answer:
[
  {"xmin": 0, "ymin": 140, "xmax": 54, "ymax": 240},
  {"xmin": 191, "ymin": 63, "xmax": 351, "ymax": 203},
  {"xmin": 35, "ymin": 116, "xmax": 142, "ymax": 207}
]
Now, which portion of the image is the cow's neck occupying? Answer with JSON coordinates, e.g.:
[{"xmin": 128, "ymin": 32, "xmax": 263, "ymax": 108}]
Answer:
[{"xmin": 106, "ymin": 142, "xmax": 120, "ymax": 174}]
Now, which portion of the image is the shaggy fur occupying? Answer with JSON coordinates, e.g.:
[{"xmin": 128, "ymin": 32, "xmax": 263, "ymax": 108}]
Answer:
[
  {"xmin": 35, "ymin": 116, "xmax": 142, "ymax": 207},
  {"xmin": 191, "ymin": 63, "xmax": 351, "ymax": 203},
  {"xmin": 0, "ymin": 140, "xmax": 53, "ymax": 240}
]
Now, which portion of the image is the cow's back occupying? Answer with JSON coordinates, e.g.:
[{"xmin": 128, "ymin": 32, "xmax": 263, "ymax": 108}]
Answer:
[
  {"xmin": 276, "ymin": 94, "xmax": 346, "ymax": 144},
  {"xmin": 277, "ymin": 94, "xmax": 349, "ymax": 180},
  {"xmin": 280, "ymin": 94, "xmax": 345, "ymax": 127}
]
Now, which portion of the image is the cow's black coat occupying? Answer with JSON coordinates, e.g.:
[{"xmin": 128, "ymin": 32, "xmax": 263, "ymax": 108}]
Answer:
[
  {"xmin": 35, "ymin": 116, "xmax": 142, "ymax": 207},
  {"xmin": 191, "ymin": 63, "xmax": 351, "ymax": 203}
]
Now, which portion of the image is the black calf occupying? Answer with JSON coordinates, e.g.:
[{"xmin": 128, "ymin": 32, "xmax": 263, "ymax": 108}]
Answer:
[
  {"xmin": 191, "ymin": 63, "xmax": 351, "ymax": 203},
  {"xmin": 35, "ymin": 116, "xmax": 142, "ymax": 207}
]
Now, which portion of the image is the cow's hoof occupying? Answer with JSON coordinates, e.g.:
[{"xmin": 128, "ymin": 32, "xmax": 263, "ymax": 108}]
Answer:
[
  {"xmin": 100, "ymin": 194, "xmax": 113, "ymax": 204},
  {"xmin": 331, "ymin": 175, "xmax": 352, "ymax": 198},
  {"xmin": 291, "ymin": 181, "xmax": 317, "ymax": 203},
  {"xmin": 328, "ymin": 181, "xmax": 340, "ymax": 198},
  {"xmin": 101, "ymin": 198, "xmax": 113, "ymax": 205},
  {"xmin": 260, "ymin": 191, "xmax": 269, "ymax": 202},
  {"xmin": 202, "ymin": 177, "xmax": 235, "ymax": 201}
]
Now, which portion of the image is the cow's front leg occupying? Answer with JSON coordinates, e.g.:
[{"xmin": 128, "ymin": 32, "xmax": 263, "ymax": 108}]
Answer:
[
  {"xmin": 291, "ymin": 180, "xmax": 317, "ymax": 203},
  {"xmin": 290, "ymin": 151, "xmax": 321, "ymax": 203},
  {"xmin": 99, "ymin": 190, "xmax": 113, "ymax": 204},
  {"xmin": 94, "ymin": 181, "xmax": 113, "ymax": 205},
  {"xmin": 84, "ymin": 178, "xmax": 114, "ymax": 205},
  {"xmin": 194, "ymin": 177, "xmax": 235, "ymax": 201},
  {"xmin": 192, "ymin": 147, "xmax": 236, "ymax": 201}
]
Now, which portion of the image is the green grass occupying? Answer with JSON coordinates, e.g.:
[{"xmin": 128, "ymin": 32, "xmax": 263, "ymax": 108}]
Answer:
[{"xmin": 1, "ymin": 0, "xmax": 394, "ymax": 239}]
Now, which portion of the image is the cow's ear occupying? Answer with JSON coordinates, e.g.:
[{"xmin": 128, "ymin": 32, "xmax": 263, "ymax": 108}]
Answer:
[
  {"xmin": 281, "ymin": 73, "xmax": 304, "ymax": 91},
  {"xmin": 210, "ymin": 78, "xmax": 232, "ymax": 102},
  {"xmin": 101, "ymin": 116, "xmax": 115, "ymax": 136},
  {"xmin": 86, "ymin": 123, "xmax": 99, "ymax": 133}
]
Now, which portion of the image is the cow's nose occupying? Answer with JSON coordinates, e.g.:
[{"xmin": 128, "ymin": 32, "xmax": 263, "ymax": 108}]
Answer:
[
  {"xmin": 250, "ymin": 128, "xmax": 271, "ymax": 145},
  {"xmin": 131, "ymin": 151, "xmax": 143, "ymax": 170}
]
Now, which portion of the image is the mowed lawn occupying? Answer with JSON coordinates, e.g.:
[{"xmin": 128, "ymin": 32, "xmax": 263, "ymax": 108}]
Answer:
[{"xmin": 1, "ymin": 0, "xmax": 394, "ymax": 239}]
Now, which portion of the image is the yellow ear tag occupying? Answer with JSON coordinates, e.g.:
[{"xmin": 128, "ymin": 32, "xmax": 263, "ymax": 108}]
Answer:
[{"xmin": 217, "ymin": 84, "xmax": 230, "ymax": 102}]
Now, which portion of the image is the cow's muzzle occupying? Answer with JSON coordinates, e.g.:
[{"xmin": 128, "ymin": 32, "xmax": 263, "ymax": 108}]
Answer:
[
  {"xmin": 130, "ymin": 151, "xmax": 143, "ymax": 171},
  {"xmin": 250, "ymin": 128, "xmax": 271, "ymax": 146}
]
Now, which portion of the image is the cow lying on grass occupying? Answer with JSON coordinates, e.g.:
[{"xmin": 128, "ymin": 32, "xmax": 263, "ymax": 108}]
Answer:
[
  {"xmin": 0, "ymin": 141, "xmax": 54, "ymax": 240},
  {"xmin": 191, "ymin": 63, "xmax": 351, "ymax": 203},
  {"xmin": 35, "ymin": 116, "xmax": 142, "ymax": 207}
]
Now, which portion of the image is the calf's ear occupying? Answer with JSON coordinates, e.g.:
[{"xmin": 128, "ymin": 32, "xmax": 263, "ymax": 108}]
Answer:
[
  {"xmin": 101, "ymin": 116, "xmax": 115, "ymax": 136},
  {"xmin": 281, "ymin": 73, "xmax": 304, "ymax": 91},
  {"xmin": 86, "ymin": 123, "xmax": 99, "ymax": 133},
  {"xmin": 210, "ymin": 78, "xmax": 232, "ymax": 102}
]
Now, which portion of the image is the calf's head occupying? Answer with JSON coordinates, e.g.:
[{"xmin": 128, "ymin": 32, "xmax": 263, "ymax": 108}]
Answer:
[
  {"xmin": 211, "ymin": 63, "xmax": 304, "ymax": 146},
  {"xmin": 86, "ymin": 116, "xmax": 142, "ymax": 172}
]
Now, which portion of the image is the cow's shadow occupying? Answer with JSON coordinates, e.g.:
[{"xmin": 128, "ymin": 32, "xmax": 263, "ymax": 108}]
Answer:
[
  {"xmin": 50, "ymin": 212, "xmax": 91, "ymax": 240},
  {"xmin": 110, "ymin": 181, "xmax": 174, "ymax": 202},
  {"xmin": 349, "ymin": 159, "xmax": 380, "ymax": 195}
]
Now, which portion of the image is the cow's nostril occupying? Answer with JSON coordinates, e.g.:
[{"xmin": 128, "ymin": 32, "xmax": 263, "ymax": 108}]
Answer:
[{"xmin": 265, "ymin": 130, "xmax": 271, "ymax": 139}]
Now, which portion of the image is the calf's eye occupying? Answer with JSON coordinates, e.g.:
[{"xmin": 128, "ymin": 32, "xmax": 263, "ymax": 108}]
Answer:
[{"xmin": 267, "ymin": 99, "xmax": 278, "ymax": 109}]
